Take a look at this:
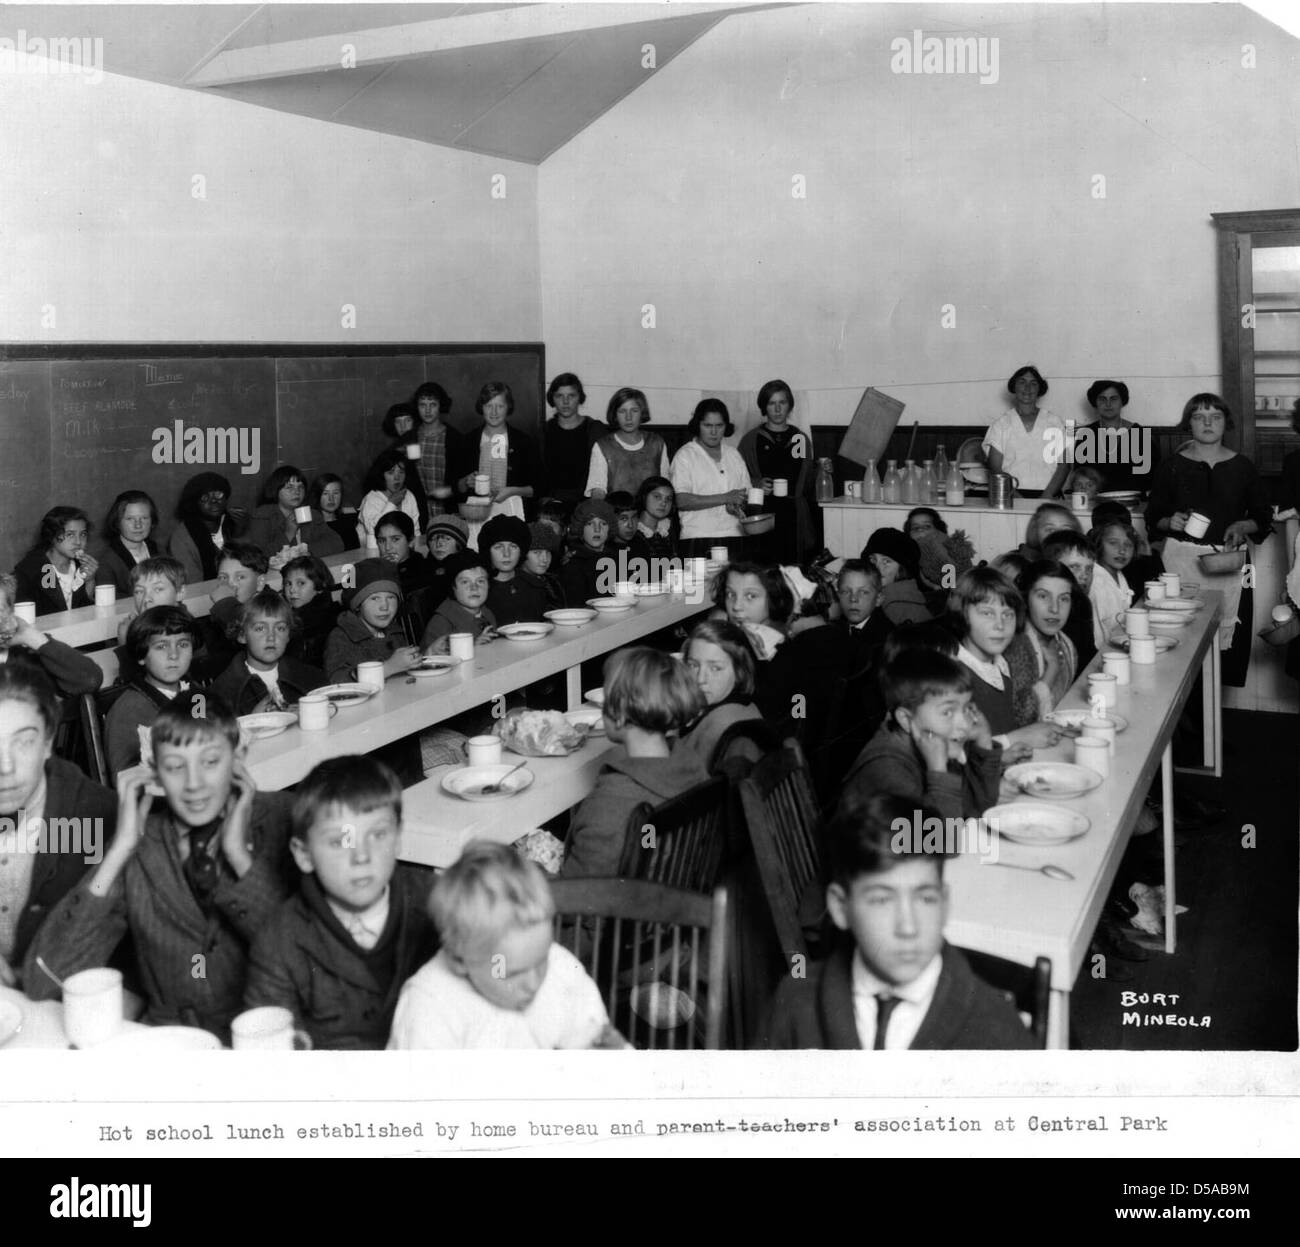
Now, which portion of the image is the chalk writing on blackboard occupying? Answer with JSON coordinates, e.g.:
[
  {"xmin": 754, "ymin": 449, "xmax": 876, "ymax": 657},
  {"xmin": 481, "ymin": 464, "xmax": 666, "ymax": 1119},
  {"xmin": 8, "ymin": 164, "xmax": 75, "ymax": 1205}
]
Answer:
[{"xmin": 151, "ymin": 420, "xmax": 262, "ymax": 475}]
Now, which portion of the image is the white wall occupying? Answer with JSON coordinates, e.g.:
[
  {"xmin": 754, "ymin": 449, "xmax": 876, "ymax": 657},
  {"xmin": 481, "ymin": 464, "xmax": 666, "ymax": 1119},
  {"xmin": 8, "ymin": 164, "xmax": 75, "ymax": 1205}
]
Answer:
[
  {"xmin": 538, "ymin": 2, "xmax": 1300, "ymax": 438},
  {"xmin": 0, "ymin": 58, "xmax": 540, "ymax": 342}
]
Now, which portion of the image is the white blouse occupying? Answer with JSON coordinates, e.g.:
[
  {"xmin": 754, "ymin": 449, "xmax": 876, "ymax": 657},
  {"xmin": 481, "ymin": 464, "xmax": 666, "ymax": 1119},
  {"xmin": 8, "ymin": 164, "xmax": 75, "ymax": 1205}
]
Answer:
[
  {"xmin": 981, "ymin": 406, "xmax": 1070, "ymax": 491},
  {"xmin": 357, "ymin": 490, "xmax": 421, "ymax": 557},
  {"xmin": 670, "ymin": 441, "xmax": 749, "ymax": 540}
]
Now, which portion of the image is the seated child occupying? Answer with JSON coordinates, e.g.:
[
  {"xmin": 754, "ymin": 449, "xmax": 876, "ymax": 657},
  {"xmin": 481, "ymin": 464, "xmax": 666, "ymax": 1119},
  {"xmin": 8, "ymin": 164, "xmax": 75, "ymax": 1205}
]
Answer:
[
  {"xmin": 828, "ymin": 558, "xmax": 895, "ymax": 768},
  {"xmin": 1039, "ymin": 531, "xmax": 1099, "ymax": 670},
  {"xmin": 104, "ymin": 606, "xmax": 198, "ymax": 779},
  {"xmin": 534, "ymin": 497, "xmax": 569, "ymax": 543},
  {"xmin": 420, "ymin": 551, "xmax": 498, "ymax": 653},
  {"xmin": 210, "ymin": 590, "xmax": 328, "ymax": 715},
  {"xmin": 627, "ymin": 476, "xmax": 677, "ymax": 574},
  {"xmin": 480, "ymin": 515, "xmax": 547, "ymax": 626},
  {"xmin": 281, "ymin": 553, "xmax": 342, "ymax": 670},
  {"xmin": 606, "ymin": 490, "xmax": 638, "ymax": 552},
  {"xmin": 1015, "ymin": 560, "xmax": 1080, "ymax": 716},
  {"xmin": 244, "ymin": 755, "xmax": 439, "ymax": 1050},
  {"xmin": 375, "ymin": 510, "xmax": 437, "ymax": 639},
  {"xmin": 949, "ymin": 567, "xmax": 1061, "ymax": 760},
  {"xmin": 388, "ymin": 840, "xmax": 614, "ymax": 1049},
  {"xmin": 323, "ymin": 561, "xmax": 423, "ymax": 684},
  {"xmin": 1091, "ymin": 500, "xmax": 1164, "ymax": 593},
  {"xmin": 199, "ymin": 542, "xmax": 270, "ymax": 681},
  {"xmin": 837, "ymin": 648, "xmax": 1003, "ymax": 823},
  {"xmin": 559, "ymin": 647, "xmax": 708, "ymax": 879},
  {"xmin": 114, "ymin": 556, "xmax": 201, "ymax": 685},
  {"xmin": 760, "ymin": 793, "xmax": 1036, "ymax": 1049},
  {"xmin": 1088, "ymin": 519, "xmax": 1138, "ymax": 649},
  {"xmin": 0, "ymin": 572, "xmax": 102, "ymax": 696},
  {"xmin": 424, "ymin": 514, "xmax": 470, "ymax": 611},
  {"xmin": 559, "ymin": 499, "xmax": 617, "ymax": 606},
  {"xmin": 521, "ymin": 522, "xmax": 565, "ymax": 611},
  {"xmin": 676, "ymin": 619, "xmax": 764, "ymax": 768},
  {"xmin": 26, "ymin": 693, "xmax": 296, "ymax": 1039},
  {"xmin": 862, "ymin": 528, "xmax": 933, "ymax": 626},
  {"xmin": 712, "ymin": 561, "xmax": 794, "ymax": 662}
]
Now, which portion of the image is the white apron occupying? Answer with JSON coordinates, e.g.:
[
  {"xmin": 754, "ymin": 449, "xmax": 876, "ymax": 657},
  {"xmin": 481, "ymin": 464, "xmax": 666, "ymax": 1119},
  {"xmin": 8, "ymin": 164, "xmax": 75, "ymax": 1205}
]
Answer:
[{"xmin": 1161, "ymin": 535, "xmax": 1246, "ymax": 650}]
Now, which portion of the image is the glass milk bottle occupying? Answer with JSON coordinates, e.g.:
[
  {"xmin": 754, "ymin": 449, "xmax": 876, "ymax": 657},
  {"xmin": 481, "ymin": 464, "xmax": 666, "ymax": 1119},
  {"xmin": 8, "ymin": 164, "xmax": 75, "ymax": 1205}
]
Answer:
[
  {"xmin": 921, "ymin": 459, "xmax": 937, "ymax": 504},
  {"xmin": 862, "ymin": 457, "xmax": 882, "ymax": 503},
  {"xmin": 814, "ymin": 458, "xmax": 835, "ymax": 503},
  {"xmin": 945, "ymin": 461, "xmax": 965, "ymax": 506},
  {"xmin": 901, "ymin": 459, "xmax": 919, "ymax": 504},
  {"xmin": 882, "ymin": 460, "xmax": 902, "ymax": 504},
  {"xmin": 933, "ymin": 443, "xmax": 950, "ymax": 490}
]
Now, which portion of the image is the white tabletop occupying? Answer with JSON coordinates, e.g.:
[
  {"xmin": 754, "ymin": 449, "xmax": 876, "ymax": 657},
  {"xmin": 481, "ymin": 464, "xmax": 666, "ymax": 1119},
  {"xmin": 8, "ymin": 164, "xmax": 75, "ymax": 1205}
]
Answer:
[
  {"xmin": 945, "ymin": 592, "xmax": 1222, "ymax": 992},
  {"xmin": 245, "ymin": 594, "xmax": 708, "ymax": 789}
]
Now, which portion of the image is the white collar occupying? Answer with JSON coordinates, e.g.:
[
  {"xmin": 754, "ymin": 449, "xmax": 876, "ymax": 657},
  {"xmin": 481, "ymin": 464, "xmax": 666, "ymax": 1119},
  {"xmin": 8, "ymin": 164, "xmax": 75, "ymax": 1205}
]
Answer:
[{"xmin": 956, "ymin": 643, "xmax": 1010, "ymax": 688}]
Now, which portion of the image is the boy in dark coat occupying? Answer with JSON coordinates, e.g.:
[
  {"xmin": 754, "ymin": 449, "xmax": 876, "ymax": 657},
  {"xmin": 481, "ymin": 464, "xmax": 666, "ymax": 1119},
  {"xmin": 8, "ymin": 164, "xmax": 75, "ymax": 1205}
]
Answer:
[
  {"xmin": 760, "ymin": 793, "xmax": 1035, "ymax": 1050},
  {"xmin": 323, "ymin": 561, "xmax": 422, "ymax": 684},
  {"xmin": 244, "ymin": 756, "xmax": 438, "ymax": 1049},
  {"xmin": 209, "ymin": 590, "xmax": 328, "ymax": 715}
]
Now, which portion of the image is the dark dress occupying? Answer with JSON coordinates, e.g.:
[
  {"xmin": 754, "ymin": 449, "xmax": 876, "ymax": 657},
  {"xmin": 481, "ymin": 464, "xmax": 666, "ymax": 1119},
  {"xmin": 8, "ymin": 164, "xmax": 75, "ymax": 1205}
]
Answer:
[
  {"xmin": 12, "ymin": 549, "xmax": 95, "ymax": 616},
  {"xmin": 541, "ymin": 416, "xmax": 605, "ymax": 506},
  {"xmin": 1076, "ymin": 419, "xmax": 1159, "ymax": 494}
]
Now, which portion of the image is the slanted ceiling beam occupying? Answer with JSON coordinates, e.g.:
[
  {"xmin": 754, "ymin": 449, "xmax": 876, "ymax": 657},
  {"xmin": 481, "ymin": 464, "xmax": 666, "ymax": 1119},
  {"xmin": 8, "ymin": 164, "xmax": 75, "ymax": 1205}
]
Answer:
[{"xmin": 186, "ymin": 4, "xmax": 744, "ymax": 87}]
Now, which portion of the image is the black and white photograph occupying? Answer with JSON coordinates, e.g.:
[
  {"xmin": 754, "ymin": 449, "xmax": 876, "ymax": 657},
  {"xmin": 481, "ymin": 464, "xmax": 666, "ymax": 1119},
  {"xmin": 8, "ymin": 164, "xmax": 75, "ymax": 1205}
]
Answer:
[{"xmin": 0, "ymin": 0, "xmax": 1297, "ymax": 1169}]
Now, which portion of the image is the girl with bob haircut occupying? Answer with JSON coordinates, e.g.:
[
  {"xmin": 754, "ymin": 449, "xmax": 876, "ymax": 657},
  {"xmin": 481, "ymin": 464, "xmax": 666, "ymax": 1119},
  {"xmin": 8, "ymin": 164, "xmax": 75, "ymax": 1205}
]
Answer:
[
  {"xmin": 738, "ymin": 378, "xmax": 814, "ymax": 563},
  {"xmin": 559, "ymin": 647, "xmax": 709, "ymax": 880},
  {"xmin": 98, "ymin": 490, "xmax": 162, "ymax": 597},
  {"xmin": 542, "ymin": 372, "xmax": 603, "ymax": 506},
  {"xmin": 670, "ymin": 397, "xmax": 751, "ymax": 559},
  {"xmin": 14, "ymin": 506, "xmax": 99, "ymax": 615},
  {"xmin": 585, "ymin": 386, "xmax": 670, "ymax": 501},
  {"xmin": 628, "ymin": 474, "xmax": 679, "ymax": 567},
  {"xmin": 712, "ymin": 561, "xmax": 796, "ymax": 639},
  {"xmin": 676, "ymin": 619, "xmax": 764, "ymax": 769},
  {"xmin": 245, "ymin": 464, "xmax": 345, "ymax": 560},
  {"xmin": 452, "ymin": 381, "xmax": 542, "ymax": 513},
  {"xmin": 981, "ymin": 362, "xmax": 1071, "ymax": 498},
  {"xmin": 308, "ymin": 472, "xmax": 359, "ymax": 551},
  {"xmin": 358, "ymin": 447, "xmax": 422, "ymax": 557}
]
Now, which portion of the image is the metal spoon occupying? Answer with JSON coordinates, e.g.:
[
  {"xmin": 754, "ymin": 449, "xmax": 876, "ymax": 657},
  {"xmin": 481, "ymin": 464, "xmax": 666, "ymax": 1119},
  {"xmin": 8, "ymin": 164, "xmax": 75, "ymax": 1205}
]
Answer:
[
  {"xmin": 988, "ymin": 861, "xmax": 1075, "ymax": 881},
  {"xmin": 476, "ymin": 758, "xmax": 529, "ymax": 796},
  {"xmin": 35, "ymin": 955, "xmax": 65, "ymax": 989}
]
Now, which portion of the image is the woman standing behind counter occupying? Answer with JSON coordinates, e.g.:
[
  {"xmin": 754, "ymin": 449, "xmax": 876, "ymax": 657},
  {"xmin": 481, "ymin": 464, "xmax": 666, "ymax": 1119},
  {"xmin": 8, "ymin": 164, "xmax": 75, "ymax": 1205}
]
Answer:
[{"xmin": 982, "ymin": 365, "xmax": 1072, "ymax": 499}]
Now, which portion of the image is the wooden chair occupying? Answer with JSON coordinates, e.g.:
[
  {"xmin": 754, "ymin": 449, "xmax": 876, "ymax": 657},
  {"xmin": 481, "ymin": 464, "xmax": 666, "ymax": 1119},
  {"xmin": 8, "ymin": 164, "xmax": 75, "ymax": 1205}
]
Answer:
[
  {"xmin": 738, "ymin": 740, "xmax": 825, "ymax": 963},
  {"xmin": 52, "ymin": 692, "xmax": 99, "ymax": 778},
  {"xmin": 550, "ymin": 877, "xmax": 729, "ymax": 1050},
  {"xmin": 707, "ymin": 717, "xmax": 784, "ymax": 780},
  {"xmin": 953, "ymin": 946, "xmax": 1052, "ymax": 1049},
  {"xmin": 78, "ymin": 684, "xmax": 132, "ymax": 785},
  {"xmin": 616, "ymin": 774, "xmax": 730, "ymax": 893}
]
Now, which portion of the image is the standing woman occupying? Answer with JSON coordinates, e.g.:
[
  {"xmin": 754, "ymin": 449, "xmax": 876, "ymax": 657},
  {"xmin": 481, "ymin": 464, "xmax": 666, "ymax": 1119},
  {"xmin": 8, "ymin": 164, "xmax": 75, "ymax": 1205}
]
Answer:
[
  {"xmin": 1081, "ymin": 379, "xmax": 1158, "ymax": 496},
  {"xmin": 738, "ymin": 379, "xmax": 813, "ymax": 564},
  {"xmin": 14, "ymin": 508, "xmax": 99, "ymax": 615},
  {"xmin": 1144, "ymin": 393, "xmax": 1272, "ymax": 685},
  {"xmin": 357, "ymin": 449, "xmax": 422, "ymax": 557},
  {"xmin": 167, "ymin": 472, "xmax": 247, "ymax": 585},
  {"xmin": 670, "ymin": 399, "xmax": 751, "ymax": 560},
  {"xmin": 245, "ymin": 465, "xmax": 345, "ymax": 560},
  {"xmin": 452, "ymin": 381, "xmax": 542, "ymax": 521},
  {"xmin": 97, "ymin": 491, "xmax": 162, "ymax": 597},
  {"xmin": 585, "ymin": 387, "xmax": 670, "ymax": 501},
  {"xmin": 308, "ymin": 473, "xmax": 360, "ymax": 551},
  {"xmin": 982, "ymin": 364, "xmax": 1072, "ymax": 499},
  {"xmin": 541, "ymin": 373, "xmax": 604, "ymax": 508},
  {"xmin": 411, "ymin": 383, "xmax": 459, "ymax": 521}
]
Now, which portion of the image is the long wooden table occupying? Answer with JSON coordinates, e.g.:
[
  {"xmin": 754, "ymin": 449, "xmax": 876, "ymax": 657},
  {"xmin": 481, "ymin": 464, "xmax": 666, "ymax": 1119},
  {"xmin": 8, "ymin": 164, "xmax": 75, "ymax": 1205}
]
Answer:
[
  {"xmin": 245, "ymin": 594, "xmax": 708, "ymax": 789},
  {"xmin": 945, "ymin": 591, "xmax": 1224, "ymax": 1048}
]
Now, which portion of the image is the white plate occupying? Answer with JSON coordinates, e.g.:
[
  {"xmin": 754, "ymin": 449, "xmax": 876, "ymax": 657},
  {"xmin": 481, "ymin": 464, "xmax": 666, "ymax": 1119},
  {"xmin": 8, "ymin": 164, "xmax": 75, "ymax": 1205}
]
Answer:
[
  {"xmin": 441, "ymin": 764, "xmax": 535, "ymax": 802},
  {"xmin": 237, "ymin": 711, "xmax": 298, "ymax": 740},
  {"xmin": 1097, "ymin": 490, "xmax": 1141, "ymax": 502},
  {"xmin": 563, "ymin": 707, "xmax": 605, "ymax": 735},
  {"xmin": 1150, "ymin": 597, "xmax": 1199, "ymax": 613},
  {"xmin": 984, "ymin": 803, "xmax": 1091, "ymax": 846},
  {"xmin": 587, "ymin": 597, "xmax": 636, "ymax": 612},
  {"xmin": 497, "ymin": 622, "xmax": 555, "ymax": 641},
  {"xmin": 1145, "ymin": 609, "xmax": 1192, "ymax": 626},
  {"xmin": 315, "ymin": 683, "xmax": 377, "ymax": 707},
  {"xmin": 1045, "ymin": 709, "xmax": 1129, "ymax": 734},
  {"xmin": 583, "ymin": 687, "xmax": 606, "ymax": 707},
  {"xmin": 1005, "ymin": 762, "xmax": 1103, "ymax": 799},
  {"xmin": 412, "ymin": 656, "xmax": 458, "ymax": 677},
  {"xmin": 631, "ymin": 583, "xmax": 669, "ymax": 597},
  {"xmin": 1178, "ymin": 582, "xmax": 1201, "ymax": 595},
  {"xmin": 545, "ymin": 608, "xmax": 598, "ymax": 627},
  {"xmin": 0, "ymin": 998, "xmax": 23, "ymax": 1046},
  {"xmin": 1107, "ymin": 630, "xmax": 1179, "ymax": 653},
  {"xmin": 92, "ymin": 1025, "xmax": 223, "ymax": 1053}
]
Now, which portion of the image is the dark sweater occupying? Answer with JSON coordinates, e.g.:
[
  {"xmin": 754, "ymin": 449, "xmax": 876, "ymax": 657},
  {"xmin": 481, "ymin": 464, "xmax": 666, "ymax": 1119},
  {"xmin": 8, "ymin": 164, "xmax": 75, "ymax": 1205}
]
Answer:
[
  {"xmin": 486, "ymin": 575, "xmax": 549, "ymax": 626},
  {"xmin": 1, "ymin": 638, "xmax": 103, "ymax": 697},
  {"xmin": 759, "ymin": 940, "xmax": 1036, "ymax": 1050},
  {"xmin": 559, "ymin": 544, "xmax": 613, "ymax": 607},
  {"xmin": 209, "ymin": 653, "xmax": 328, "ymax": 716},
  {"xmin": 323, "ymin": 611, "xmax": 407, "ymax": 684},
  {"xmin": 13, "ymin": 548, "xmax": 95, "ymax": 616}
]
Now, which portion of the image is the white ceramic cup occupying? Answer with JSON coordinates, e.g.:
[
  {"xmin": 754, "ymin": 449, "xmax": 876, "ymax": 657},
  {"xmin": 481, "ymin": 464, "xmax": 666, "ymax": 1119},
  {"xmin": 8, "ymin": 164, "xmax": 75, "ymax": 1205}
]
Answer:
[
  {"xmin": 1144, "ymin": 580, "xmax": 1166, "ymax": 603},
  {"xmin": 773, "ymin": 478, "xmax": 789, "ymax": 497},
  {"xmin": 231, "ymin": 1006, "xmax": 312, "ymax": 1052},
  {"xmin": 474, "ymin": 474, "xmax": 491, "ymax": 497},
  {"xmin": 1125, "ymin": 607, "xmax": 1151, "ymax": 639},
  {"xmin": 1081, "ymin": 716, "xmax": 1116, "ymax": 751},
  {"xmin": 1074, "ymin": 736, "xmax": 1110, "ymax": 778},
  {"xmin": 845, "ymin": 481, "xmax": 862, "ymax": 500},
  {"xmin": 709, "ymin": 546, "xmax": 730, "ymax": 564},
  {"xmin": 356, "ymin": 661, "xmax": 385, "ymax": 692},
  {"xmin": 1159, "ymin": 572, "xmax": 1181, "ymax": 597},
  {"xmin": 1087, "ymin": 672, "xmax": 1118, "ymax": 708},
  {"xmin": 1130, "ymin": 635, "xmax": 1158, "ymax": 665},
  {"xmin": 467, "ymin": 735, "xmax": 503, "ymax": 767},
  {"xmin": 747, "ymin": 487, "xmax": 765, "ymax": 506},
  {"xmin": 94, "ymin": 584, "xmax": 116, "ymax": 607},
  {"xmin": 691, "ymin": 557, "xmax": 708, "ymax": 582},
  {"xmin": 1071, "ymin": 490, "xmax": 1089, "ymax": 511},
  {"xmin": 294, "ymin": 505, "xmax": 313, "ymax": 524},
  {"xmin": 449, "ymin": 633, "xmax": 475, "ymax": 662},
  {"xmin": 63, "ymin": 967, "xmax": 124, "ymax": 1049},
  {"xmin": 667, "ymin": 567, "xmax": 685, "ymax": 594},
  {"xmin": 298, "ymin": 694, "xmax": 336, "ymax": 730},
  {"xmin": 14, "ymin": 602, "xmax": 36, "ymax": 624},
  {"xmin": 1102, "ymin": 651, "xmax": 1131, "ymax": 685},
  {"xmin": 1184, "ymin": 511, "xmax": 1210, "ymax": 539},
  {"xmin": 405, "ymin": 442, "xmax": 421, "ymax": 460},
  {"xmin": 616, "ymin": 581, "xmax": 635, "ymax": 599}
]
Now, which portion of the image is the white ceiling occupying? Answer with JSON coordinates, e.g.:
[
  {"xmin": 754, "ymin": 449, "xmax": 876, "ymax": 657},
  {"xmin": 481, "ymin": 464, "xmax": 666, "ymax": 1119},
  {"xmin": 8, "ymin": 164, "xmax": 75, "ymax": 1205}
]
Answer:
[{"xmin": 0, "ymin": 3, "xmax": 767, "ymax": 163}]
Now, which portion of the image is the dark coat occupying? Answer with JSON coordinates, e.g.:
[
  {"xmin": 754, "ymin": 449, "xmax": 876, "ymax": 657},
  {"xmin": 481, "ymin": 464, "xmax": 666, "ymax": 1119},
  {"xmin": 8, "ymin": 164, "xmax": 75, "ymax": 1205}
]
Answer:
[
  {"xmin": 2, "ymin": 638, "xmax": 103, "ymax": 697},
  {"xmin": 96, "ymin": 536, "xmax": 162, "ymax": 598},
  {"xmin": 209, "ymin": 653, "xmax": 328, "ymax": 716},
  {"xmin": 244, "ymin": 867, "xmax": 439, "ymax": 1050},
  {"xmin": 13, "ymin": 549, "xmax": 95, "ymax": 616},
  {"xmin": 323, "ymin": 610, "xmax": 407, "ymax": 684},
  {"xmin": 759, "ymin": 941, "xmax": 1036, "ymax": 1050}
]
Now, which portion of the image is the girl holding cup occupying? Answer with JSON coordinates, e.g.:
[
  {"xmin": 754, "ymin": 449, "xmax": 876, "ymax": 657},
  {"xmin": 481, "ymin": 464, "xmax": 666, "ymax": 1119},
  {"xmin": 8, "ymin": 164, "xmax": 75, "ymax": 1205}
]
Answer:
[
  {"xmin": 1144, "ymin": 393, "xmax": 1272, "ymax": 683},
  {"xmin": 357, "ymin": 450, "xmax": 422, "ymax": 558},
  {"xmin": 738, "ymin": 379, "xmax": 813, "ymax": 564},
  {"xmin": 14, "ymin": 507, "xmax": 99, "ymax": 614},
  {"xmin": 246, "ymin": 465, "xmax": 345, "ymax": 561}
]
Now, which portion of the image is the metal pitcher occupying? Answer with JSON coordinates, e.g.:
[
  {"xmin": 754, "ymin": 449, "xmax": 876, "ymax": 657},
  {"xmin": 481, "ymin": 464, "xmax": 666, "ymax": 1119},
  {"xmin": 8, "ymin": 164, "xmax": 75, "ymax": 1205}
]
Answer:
[{"xmin": 989, "ymin": 472, "xmax": 1019, "ymax": 509}]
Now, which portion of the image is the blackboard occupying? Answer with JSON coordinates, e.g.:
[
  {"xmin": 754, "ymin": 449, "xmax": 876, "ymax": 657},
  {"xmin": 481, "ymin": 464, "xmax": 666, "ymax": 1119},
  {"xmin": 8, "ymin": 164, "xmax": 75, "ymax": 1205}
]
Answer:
[{"xmin": 0, "ymin": 344, "xmax": 544, "ymax": 574}]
